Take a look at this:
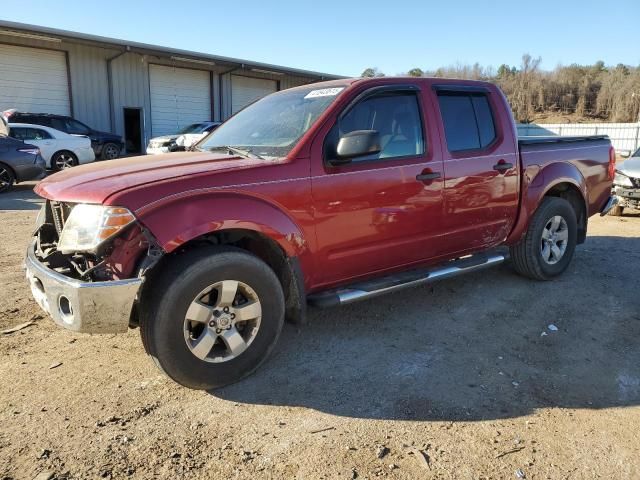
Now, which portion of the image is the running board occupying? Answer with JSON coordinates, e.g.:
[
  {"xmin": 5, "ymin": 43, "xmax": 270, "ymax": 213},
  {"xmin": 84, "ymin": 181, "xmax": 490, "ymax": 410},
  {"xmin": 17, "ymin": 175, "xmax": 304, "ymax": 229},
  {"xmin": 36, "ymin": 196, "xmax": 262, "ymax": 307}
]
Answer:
[{"xmin": 307, "ymin": 253, "xmax": 506, "ymax": 308}]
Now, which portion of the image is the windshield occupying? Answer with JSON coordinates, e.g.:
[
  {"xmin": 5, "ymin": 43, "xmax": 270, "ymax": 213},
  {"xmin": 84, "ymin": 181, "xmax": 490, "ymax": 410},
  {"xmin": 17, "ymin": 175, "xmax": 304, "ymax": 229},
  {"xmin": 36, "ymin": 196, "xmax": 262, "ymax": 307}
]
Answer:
[
  {"xmin": 199, "ymin": 85, "xmax": 345, "ymax": 158},
  {"xmin": 179, "ymin": 123, "xmax": 210, "ymax": 134},
  {"xmin": 632, "ymin": 147, "xmax": 640, "ymax": 158}
]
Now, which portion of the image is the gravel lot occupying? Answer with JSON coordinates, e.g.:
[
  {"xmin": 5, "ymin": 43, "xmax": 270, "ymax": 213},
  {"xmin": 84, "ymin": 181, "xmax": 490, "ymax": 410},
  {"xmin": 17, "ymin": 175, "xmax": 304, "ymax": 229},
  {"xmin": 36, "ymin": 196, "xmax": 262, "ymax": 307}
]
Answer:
[{"xmin": 1, "ymin": 183, "xmax": 639, "ymax": 479}]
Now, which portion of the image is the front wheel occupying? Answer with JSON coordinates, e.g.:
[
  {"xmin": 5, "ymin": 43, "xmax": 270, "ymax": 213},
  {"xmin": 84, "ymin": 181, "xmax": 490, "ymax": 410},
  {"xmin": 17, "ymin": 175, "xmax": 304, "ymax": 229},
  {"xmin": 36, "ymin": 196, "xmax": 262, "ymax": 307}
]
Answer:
[
  {"xmin": 140, "ymin": 247, "xmax": 285, "ymax": 390},
  {"xmin": 509, "ymin": 197, "xmax": 577, "ymax": 280}
]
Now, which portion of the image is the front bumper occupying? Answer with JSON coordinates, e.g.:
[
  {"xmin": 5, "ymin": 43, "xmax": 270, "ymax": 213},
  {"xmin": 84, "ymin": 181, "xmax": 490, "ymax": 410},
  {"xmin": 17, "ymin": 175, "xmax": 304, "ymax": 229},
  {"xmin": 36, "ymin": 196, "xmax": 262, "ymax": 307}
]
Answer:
[{"xmin": 24, "ymin": 242, "xmax": 143, "ymax": 333}]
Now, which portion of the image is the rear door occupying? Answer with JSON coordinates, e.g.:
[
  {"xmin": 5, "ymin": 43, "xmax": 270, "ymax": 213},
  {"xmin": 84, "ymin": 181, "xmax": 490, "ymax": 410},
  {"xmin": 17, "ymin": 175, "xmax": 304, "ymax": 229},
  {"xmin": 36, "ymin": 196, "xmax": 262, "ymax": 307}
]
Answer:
[
  {"xmin": 311, "ymin": 85, "xmax": 446, "ymax": 286},
  {"xmin": 12, "ymin": 127, "xmax": 56, "ymax": 163},
  {"xmin": 434, "ymin": 86, "xmax": 518, "ymax": 253}
]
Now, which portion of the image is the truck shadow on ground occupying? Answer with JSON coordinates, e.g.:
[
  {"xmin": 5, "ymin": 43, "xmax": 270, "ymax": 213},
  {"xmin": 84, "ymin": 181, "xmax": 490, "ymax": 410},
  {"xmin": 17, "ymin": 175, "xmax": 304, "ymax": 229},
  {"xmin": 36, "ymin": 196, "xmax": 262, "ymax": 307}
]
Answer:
[
  {"xmin": 215, "ymin": 234, "xmax": 640, "ymax": 421},
  {"xmin": 0, "ymin": 182, "xmax": 42, "ymax": 211}
]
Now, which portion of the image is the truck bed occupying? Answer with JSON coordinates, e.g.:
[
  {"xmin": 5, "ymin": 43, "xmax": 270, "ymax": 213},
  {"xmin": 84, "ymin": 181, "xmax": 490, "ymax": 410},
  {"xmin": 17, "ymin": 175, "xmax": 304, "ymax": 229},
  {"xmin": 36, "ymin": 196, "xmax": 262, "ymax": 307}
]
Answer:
[{"xmin": 517, "ymin": 135, "xmax": 613, "ymax": 218}]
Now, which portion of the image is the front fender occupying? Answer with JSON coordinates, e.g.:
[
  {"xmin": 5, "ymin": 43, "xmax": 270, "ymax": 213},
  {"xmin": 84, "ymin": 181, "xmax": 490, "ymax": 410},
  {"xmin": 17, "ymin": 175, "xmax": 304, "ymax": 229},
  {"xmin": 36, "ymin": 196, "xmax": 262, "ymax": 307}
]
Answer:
[
  {"xmin": 506, "ymin": 162, "xmax": 588, "ymax": 245},
  {"xmin": 135, "ymin": 192, "xmax": 310, "ymax": 258}
]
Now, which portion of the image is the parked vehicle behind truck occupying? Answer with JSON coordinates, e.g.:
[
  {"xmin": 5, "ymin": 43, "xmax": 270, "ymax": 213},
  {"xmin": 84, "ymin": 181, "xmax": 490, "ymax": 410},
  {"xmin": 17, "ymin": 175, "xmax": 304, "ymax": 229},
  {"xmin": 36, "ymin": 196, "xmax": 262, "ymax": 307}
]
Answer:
[{"xmin": 25, "ymin": 77, "xmax": 616, "ymax": 390}]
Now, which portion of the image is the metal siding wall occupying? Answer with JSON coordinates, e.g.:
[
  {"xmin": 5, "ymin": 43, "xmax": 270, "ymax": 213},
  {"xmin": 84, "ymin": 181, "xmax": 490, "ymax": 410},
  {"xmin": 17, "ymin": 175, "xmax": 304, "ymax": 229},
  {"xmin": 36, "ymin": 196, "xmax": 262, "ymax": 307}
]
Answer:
[
  {"xmin": 111, "ymin": 52, "xmax": 152, "ymax": 145},
  {"xmin": 0, "ymin": 32, "xmax": 326, "ymax": 138},
  {"xmin": 66, "ymin": 43, "xmax": 112, "ymax": 132},
  {"xmin": 219, "ymin": 71, "xmax": 320, "ymax": 120}
]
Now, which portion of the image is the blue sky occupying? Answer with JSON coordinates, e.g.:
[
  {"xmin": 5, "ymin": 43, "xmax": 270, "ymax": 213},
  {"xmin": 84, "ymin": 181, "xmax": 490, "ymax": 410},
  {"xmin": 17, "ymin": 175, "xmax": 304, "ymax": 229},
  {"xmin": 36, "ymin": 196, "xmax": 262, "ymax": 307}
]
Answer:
[{"xmin": 2, "ymin": 0, "xmax": 638, "ymax": 76}]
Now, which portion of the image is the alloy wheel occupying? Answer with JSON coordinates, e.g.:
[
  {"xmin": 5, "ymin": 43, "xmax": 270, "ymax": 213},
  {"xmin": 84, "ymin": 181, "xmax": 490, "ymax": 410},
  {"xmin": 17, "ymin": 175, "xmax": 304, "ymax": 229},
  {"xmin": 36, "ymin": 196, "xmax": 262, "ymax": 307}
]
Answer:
[
  {"xmin": 55, "ymin": 153, "xmax": 75, "ymax": 170},
  {"xmin": 540, "ymin": 215, "xmax": 568, "ymax": 265},
  {"xmin": 183, "ymin": 280, "xmax": 262, "ymax": 363}
]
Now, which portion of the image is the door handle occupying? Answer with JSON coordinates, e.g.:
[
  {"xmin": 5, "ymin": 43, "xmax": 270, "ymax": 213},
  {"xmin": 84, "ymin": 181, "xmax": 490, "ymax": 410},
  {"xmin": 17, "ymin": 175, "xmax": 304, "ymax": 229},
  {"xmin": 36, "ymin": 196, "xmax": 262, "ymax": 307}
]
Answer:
[
  {"xmin": 493, "ymin": 161, "xmax": 513, "ymax": 172},
  {"xmin": 416, "ymin": 172, "xmax": 441, "ymax": 182}
]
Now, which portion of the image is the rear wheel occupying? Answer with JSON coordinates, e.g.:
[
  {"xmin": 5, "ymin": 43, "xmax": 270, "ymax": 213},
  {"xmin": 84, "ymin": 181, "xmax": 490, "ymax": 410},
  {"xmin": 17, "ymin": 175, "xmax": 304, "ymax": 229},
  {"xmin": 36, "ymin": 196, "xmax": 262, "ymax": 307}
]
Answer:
[
  {"xmin": 0, "ymin": 163, "xmax": 15, "ymax": 193},
  {"xmin": 51, "ymin": 151, "xmax": 78, "ymax": 171},
  {"xmin": 510, "ymin": 197, "xmax": 577, "ymax": 280},
  {"xmin": 101, "ymin": 142, "xmax": 120, "ymax": 160},
  {"xmin": 140, "ymin": 247, "xmax": 285, "ymax": 390},
  {"xmin": 607, "ymin": 204, "xmax": 624, "ymax": 216}
]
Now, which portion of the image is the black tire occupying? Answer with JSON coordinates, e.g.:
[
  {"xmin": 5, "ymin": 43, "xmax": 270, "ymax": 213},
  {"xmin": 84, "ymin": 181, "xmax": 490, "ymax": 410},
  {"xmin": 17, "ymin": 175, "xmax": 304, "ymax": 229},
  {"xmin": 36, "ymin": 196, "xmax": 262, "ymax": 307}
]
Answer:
[
  {"xmin": 51, "ymin": 151, "xmax": 78, "ymax": 171},
  {"xmin": 509, "ymin": 197, "xmax": 578, "ymax": 281},
  {"xmin": 101, "ymin": 142, "xmax": 120, "ymax": 160},
  {"xmin": 139, "ymin": 246, "xmax": 285, "ymax": 390},
  {"xmin": 607, "ymin": 204, "xmax": 624, "ymax": 217},
  {"xmin": 0, "ymin": 163, "xmax": 15, "ymax": 193}
]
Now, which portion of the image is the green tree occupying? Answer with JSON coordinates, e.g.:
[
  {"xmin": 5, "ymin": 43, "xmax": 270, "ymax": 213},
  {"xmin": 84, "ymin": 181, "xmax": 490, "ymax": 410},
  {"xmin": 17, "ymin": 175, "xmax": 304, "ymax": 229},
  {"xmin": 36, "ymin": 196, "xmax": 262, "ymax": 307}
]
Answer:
[
  {"xmin": 360, "ymin": 67, "xmax": 385, "ymax": 78},
  {"xmin": 407, "ymin": 68, "xmax": 424, "ymax": 77}
]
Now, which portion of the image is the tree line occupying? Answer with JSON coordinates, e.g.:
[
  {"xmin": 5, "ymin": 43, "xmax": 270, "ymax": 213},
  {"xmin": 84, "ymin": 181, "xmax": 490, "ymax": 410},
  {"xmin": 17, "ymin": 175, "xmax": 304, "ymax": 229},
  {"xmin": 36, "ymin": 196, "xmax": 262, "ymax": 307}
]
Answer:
[{"xmin": 361, "ymin": 55, "xmax": 640, "ymax": 123}]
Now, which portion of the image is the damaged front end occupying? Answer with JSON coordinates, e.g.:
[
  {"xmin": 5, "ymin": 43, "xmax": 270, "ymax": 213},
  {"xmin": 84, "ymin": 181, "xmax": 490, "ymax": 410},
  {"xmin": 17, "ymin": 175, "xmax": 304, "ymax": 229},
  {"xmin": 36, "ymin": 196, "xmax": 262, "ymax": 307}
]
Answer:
[{"xmin": 25, "ymin": 200, "xmax": 163, "ymax": 333}]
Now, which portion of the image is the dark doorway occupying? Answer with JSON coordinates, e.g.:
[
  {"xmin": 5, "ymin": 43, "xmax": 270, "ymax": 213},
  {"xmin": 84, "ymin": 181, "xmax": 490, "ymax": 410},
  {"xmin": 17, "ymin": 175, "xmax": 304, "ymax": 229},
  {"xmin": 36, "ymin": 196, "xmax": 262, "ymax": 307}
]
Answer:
[{"xmin": 123, "ymin": 108, "xmax": 143, "ymax": 154}]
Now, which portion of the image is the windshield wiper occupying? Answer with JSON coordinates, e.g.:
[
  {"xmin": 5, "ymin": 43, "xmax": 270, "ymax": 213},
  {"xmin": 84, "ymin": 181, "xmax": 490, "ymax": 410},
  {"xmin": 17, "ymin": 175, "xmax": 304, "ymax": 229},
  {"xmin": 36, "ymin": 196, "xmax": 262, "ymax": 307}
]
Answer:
[{"xmin": 208, "ymin": 145, "xmax": 264, "ymax": 160}]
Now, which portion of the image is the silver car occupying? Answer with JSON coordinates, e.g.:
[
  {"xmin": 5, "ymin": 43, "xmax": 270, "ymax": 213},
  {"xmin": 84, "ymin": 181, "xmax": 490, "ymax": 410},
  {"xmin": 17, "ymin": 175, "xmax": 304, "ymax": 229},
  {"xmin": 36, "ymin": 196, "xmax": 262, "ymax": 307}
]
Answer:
[{"xmin": 610, "ymin": 147, "xmax": 640, "ymax": 216}]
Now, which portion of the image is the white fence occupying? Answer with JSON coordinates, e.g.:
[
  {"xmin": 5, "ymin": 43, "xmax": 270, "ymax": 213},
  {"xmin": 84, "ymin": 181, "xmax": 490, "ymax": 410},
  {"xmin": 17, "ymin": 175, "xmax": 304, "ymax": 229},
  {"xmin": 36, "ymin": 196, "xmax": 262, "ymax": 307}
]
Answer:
[{"xmin": 517, "ymin": 123, "xmax": 640, "ymax": 153}]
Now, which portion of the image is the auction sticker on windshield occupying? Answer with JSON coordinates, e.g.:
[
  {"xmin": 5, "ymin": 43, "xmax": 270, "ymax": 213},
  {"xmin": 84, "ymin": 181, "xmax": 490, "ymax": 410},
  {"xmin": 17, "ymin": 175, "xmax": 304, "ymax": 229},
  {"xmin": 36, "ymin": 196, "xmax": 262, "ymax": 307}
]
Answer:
[{"xmin": 304, "ymin": 87, "xmax": 345, "ymax": 99}]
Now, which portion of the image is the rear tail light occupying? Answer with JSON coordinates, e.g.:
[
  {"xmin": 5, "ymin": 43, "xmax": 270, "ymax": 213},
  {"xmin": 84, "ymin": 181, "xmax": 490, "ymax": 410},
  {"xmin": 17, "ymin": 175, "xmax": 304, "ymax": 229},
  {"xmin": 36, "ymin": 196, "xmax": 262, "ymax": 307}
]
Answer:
[
  {"xmin": 608, "ymin": 146, "xmax": 616, "ymax": 180},
  {"xmin": 18, "ymin": 147, "xmax": 40, "ymax": 155}
]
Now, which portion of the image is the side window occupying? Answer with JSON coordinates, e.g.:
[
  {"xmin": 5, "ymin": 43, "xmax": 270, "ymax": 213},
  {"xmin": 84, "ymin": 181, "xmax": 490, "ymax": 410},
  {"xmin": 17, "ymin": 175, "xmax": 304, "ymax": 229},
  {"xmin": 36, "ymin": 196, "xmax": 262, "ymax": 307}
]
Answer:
[
  {"xmin": 326, "ymin": 92, "xmax": 425, "ymax": 162},
  {"xmin": 29, "ymin": 129, "xmax": 51, "ymax": 140},
  {"xmin": 50, "ymin": 118, "xmax": 67, "ymax": 132},
  {"xmin": 437, "ymin": 92, "xmax": 497, "ymax": 152},
  {"xmin": 10, "ymin": 127, "xmax": 26, "ymax": 140},
  {"xmin": 66, "ymin": 119, "xmax": 90, "ymax": 135}
]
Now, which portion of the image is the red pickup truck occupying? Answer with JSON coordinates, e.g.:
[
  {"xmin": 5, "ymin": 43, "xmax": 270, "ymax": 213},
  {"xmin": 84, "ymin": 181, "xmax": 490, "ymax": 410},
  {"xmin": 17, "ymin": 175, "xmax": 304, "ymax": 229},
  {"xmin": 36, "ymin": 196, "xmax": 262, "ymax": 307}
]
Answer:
[{"xmin": 26, "ymin": 77, "xmax": 617, "ymax": 390}]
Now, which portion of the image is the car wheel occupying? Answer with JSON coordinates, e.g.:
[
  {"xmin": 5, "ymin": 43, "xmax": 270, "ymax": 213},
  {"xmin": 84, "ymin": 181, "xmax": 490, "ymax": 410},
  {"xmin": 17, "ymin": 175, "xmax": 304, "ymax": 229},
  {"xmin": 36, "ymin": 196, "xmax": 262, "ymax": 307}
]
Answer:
[
  {"xmin": 0, "ymin": 163, "xmax": 15, "ymax": 193},
  {"xmin": 101, "ymin": 143, "xmax": 120, "ymax": 160},
  {"xmin": 509, "ymin": 196, "xmax": 577, "ymax": 281},
  {"xmin": 607, "ymin": 204, "xmax": 624, "ymax": 216},
  {"xmin": 51, "ymin": 151, "xmax": 78, "ymax": 171},
  {"xmin": 139, "ymin": 246, "xmax": 285, "ymax": 390}
]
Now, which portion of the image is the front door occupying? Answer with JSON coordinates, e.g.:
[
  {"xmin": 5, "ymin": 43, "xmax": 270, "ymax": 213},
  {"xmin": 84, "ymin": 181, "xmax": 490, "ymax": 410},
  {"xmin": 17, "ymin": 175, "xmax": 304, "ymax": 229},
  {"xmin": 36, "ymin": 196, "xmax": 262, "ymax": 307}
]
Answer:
[{"xmin": 311, "ymin": 86, "xmax": 445, "ymax": 287}]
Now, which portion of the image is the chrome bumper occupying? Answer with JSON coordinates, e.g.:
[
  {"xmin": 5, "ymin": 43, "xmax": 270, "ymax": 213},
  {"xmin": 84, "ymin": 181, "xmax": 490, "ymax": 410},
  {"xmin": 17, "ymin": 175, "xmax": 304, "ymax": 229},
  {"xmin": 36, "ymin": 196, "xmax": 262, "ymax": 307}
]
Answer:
[
  {"xmin": 24, "ymin": 242, "xmax": 143, "ymax": 333},
  {"xmin": 600, "ymin": 195, "xmax": 619, "ymax": 216}
]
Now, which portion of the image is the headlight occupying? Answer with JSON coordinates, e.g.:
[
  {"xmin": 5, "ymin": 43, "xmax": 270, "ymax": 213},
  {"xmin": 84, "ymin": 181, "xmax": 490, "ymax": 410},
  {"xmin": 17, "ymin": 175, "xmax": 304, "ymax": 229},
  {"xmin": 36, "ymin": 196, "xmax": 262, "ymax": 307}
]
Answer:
[
  {"xmin": 58, "ymin": 204, "xmax": 135, "ymax": 254},
  {"xmin": 614, "ymin": 171, "xmax": 633, "ymax": 188}
]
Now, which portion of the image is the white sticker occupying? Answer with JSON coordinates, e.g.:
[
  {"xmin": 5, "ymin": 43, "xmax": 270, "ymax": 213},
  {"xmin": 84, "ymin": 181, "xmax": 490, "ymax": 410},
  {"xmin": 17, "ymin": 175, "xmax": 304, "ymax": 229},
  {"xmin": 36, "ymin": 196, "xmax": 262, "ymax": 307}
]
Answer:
[{"xmin": 304, "ymin": 87, "xmax": 345, "ymax": 99}]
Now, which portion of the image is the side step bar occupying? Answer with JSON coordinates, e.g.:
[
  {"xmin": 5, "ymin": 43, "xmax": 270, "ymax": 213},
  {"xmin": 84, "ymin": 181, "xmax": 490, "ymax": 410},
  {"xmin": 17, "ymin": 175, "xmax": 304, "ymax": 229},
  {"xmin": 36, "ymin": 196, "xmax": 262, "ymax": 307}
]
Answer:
[{"xmin": 308, "ymin": 253, "xmax": 506, "ymax": 308}]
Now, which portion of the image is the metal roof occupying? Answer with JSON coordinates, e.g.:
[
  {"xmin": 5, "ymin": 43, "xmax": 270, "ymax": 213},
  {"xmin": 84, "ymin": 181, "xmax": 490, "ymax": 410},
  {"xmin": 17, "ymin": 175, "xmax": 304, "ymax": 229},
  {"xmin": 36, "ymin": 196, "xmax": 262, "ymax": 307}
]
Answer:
[{"xmin": 0, "ymin": 20, "xmax": 343, "ymax": 80}]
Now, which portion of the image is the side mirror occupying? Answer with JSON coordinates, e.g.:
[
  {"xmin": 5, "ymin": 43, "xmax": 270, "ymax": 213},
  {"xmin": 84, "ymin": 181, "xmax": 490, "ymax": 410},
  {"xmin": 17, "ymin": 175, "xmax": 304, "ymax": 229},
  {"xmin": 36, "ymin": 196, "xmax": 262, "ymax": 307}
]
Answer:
[
  {"xmin": 333, "ymin": 130, "xmax": 381, "ymax": 164},
  {"xmin": 619, "ymin": 150, "xmax": 631, "ymax": 158}
]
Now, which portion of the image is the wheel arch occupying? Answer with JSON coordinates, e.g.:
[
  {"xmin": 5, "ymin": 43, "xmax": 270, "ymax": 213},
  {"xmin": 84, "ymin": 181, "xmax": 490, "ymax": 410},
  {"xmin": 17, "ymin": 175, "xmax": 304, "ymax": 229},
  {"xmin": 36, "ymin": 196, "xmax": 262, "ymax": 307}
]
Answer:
[
  {"xmin": 506, "ymin": 162, "xmax": 589, "ymax": 245},
  {"xmin": 137, "ymin": 193, "xmax": 310, "ymax": 323}
]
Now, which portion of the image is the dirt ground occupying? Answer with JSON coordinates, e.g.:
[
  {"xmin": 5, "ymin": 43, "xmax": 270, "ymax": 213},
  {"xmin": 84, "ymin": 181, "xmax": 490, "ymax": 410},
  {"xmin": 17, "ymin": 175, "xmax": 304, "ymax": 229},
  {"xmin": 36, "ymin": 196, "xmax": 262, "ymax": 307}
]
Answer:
[{"xmin": 1, "ymin": 183, "xmax": 639, "ymax": 480}]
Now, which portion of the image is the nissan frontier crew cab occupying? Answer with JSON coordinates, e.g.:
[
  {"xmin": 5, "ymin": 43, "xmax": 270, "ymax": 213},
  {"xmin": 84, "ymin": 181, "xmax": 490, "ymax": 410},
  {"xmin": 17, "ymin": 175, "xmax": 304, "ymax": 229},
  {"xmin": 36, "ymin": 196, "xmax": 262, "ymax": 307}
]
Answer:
[{"xmin": 25, "ymin": 77, "xmax": 617, "ymax": 390}]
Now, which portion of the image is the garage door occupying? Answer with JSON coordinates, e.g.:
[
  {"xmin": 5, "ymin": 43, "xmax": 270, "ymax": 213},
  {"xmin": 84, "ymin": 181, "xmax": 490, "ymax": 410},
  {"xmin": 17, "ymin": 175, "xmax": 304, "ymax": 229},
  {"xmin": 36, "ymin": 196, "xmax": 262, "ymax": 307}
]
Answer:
[
  {"xmin": 0, "ymin": 44, "xmax": 70, "ymax": 115},
  {"xmin": 149, "ymin": 64, "xmax": 211, "ymax": 137},
  {"xmin": 231, "ymin": 76, "xmax": 278, "ymax": 115}
]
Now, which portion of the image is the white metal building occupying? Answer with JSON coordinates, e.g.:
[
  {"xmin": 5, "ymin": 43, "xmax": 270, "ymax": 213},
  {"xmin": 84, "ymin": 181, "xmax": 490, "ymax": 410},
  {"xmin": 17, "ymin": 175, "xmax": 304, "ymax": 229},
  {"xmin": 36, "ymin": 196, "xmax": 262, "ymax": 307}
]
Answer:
[{"xmin": 0, "ymin": 21, "xmax": 340, "ymax": 153}]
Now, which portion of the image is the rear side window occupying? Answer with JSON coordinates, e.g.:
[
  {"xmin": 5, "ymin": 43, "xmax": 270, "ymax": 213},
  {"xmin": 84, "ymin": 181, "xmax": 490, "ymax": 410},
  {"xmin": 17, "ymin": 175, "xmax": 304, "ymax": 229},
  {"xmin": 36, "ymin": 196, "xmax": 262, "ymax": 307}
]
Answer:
[
  {"xmin": 437, "ymin": 93, "xmax": 496, "ymax": 152},
  {"xmin": 10, "ymin": 127, "xmax": 51, "ymax": 141}
]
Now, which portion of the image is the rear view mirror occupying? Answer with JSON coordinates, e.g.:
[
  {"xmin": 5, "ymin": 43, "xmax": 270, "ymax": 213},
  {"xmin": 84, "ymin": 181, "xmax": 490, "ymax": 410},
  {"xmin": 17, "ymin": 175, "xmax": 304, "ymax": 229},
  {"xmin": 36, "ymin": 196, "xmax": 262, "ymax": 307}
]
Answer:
[
  {"xmin": 619, "ymin": 150, "xmax": 630, "ymax": 158},
  {"xmin": 334, "ymin": 130, "xmax": 381, "ymax": 164}
]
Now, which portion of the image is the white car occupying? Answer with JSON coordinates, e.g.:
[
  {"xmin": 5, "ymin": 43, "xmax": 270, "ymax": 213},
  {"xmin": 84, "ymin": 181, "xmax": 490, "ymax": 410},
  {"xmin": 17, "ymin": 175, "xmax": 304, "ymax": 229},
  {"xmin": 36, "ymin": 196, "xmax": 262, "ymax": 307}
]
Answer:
[
  {"xmin": 146, "ymin": 122, "xmax": 221, "ymax": 154},
  {"xmin": 8, "ymin": 123, "xmax": 95, "ymax": 170}
]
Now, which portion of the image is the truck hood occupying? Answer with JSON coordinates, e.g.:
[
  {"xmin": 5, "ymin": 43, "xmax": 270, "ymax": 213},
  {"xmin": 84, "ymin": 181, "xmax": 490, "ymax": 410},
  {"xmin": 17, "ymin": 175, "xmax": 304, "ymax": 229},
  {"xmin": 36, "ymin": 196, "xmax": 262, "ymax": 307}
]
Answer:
[
  {"xmin": 619, "ymin": 157, "xmax": 640, "ymax": 178},
  {"xmin": 35, "ymin": 151, "xmax": 273, "ymax": 204},
  {"xmin": 149, "ymin": 134, "xmax": 180, "ymax": 143}
]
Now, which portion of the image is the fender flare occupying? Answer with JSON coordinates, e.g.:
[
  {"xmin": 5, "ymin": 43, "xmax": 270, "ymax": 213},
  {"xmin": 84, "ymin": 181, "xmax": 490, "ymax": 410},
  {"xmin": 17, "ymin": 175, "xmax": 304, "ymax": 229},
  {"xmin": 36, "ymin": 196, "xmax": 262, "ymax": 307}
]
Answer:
[
  {"xmin": 135, "ymin": 191, "xmax": 311, "ymax": 259},
  {"xmin": 506, "ymin": 162, "xmax": 588, "ymax": 245}
]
